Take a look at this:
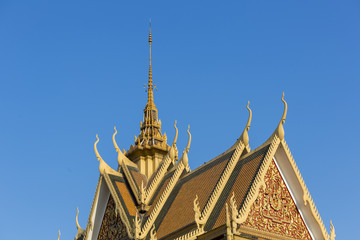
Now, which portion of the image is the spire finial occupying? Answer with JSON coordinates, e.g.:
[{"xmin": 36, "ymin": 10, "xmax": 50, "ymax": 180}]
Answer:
[{"xmin": 147, "ymin": 19, "xmax": 154, "ymax": 106}]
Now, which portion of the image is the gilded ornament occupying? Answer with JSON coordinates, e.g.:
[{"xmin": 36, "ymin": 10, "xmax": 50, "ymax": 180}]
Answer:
[{"xmin": 243, "ymin": 161, "xmax": 311, "ymax": 239}]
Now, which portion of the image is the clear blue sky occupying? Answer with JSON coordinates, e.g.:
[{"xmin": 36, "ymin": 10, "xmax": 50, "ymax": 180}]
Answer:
[{"xmin": 0, "ymin": 1, "xmax": 359, "ymax": 239}]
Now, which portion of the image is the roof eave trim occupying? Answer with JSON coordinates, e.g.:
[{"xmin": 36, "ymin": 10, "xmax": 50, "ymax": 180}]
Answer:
[
  {"xmin": 233, "ymin": 135, "xmax": 281, "ymax": 225},
  {"xmin": 102, "ymin": 170, "xmax": 135, "ymax": 239},
  {"xmin": 274, "ymin": 139, "xmax": 331, "ymax": 240}
]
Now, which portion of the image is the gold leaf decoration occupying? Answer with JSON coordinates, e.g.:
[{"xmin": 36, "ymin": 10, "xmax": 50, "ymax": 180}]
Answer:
[{"xmin": 243, "ymin": 161, "xmax": 311, "ymax": 240}]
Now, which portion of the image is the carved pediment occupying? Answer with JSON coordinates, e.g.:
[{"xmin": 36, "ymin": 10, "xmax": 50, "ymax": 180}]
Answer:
[
  {"xmin": 97, "ymin": 196, "xmax": 129, "ymax": 240},
  {"xmin": 242, "ymin": 160, "xmax": 312, "ymax": 240}
]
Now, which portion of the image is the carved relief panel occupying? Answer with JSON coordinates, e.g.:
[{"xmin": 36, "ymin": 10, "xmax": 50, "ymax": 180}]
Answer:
[
  {"xmin": 243, "ymin": 160, "xmax": 311, "ymax": 239},
  {"xmin": 97, "ymin": 196, "xmax": 129, "ymax": 240}
]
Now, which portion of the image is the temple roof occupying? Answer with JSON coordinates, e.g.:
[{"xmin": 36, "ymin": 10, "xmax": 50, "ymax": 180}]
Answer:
[{"xmin": 71, "ymin": 27, "xmax": 334, "ymax": 240}]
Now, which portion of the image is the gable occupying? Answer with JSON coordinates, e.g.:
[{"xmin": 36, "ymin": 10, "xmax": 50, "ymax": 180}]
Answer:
[
  {"xmin": 97, "ymin": 196, "xmax": 130, "ymax": 240},
  {"xmin": 240, "ymin": 160, "xmax": 312, "ymax": 240}
]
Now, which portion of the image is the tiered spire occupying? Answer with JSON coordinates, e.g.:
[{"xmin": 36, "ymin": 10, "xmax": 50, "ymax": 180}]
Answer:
[
  {"xmin": 136, "ymin": 21, "xmax": 167, "ymax": 148},
  {"xmin": 126, "ymin": 22, "xmax": 170, "ymax": 177},
  {"xmin": 146, "ymin": 21, "xmax": 155, "ymax": 110}
]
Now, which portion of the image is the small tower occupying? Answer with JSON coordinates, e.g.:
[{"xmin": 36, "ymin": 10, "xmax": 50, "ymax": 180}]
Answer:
[{"xmin": 126, "ymin": 23, "xmax": 170, "ymax": 178}]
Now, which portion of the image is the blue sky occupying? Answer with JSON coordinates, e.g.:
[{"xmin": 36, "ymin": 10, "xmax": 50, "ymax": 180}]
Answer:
[{"xmin": 0, "ymin": 0, "xmax": 359, "ymax": 239}]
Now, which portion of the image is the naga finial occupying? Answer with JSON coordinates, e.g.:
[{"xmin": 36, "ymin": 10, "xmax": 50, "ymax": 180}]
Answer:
[
  {"xmin": 185, "ymin": 125, "xmax": 191, "ymax": 153},
  {"xmin": 173, "ymin": 120, "xmax": 178, "ymax": 146},
  {"xmin": 94, "ymin": 134, "xmax": 101, "ymax": 161},
  {"xmin": 240, "ymin": 101, "xmax": 252, "ymax": 145},
  {"xmin": 94, "ymin": 134, "xmax": 114, "ymax": 175},
  {"xmin": 76, "ymin": 207, "xmax": 81, "ymax": 230},
  {"xmin": 57, "ymin": 230, "xmax": 61, "ymax": 240},
  {"xmin": 330, "ymin": 220, "xmax": 336, "ymax": 240},
  {"xmin": 113, "ymin": 126, "xmax": 126, "ymax": 166},
  {"xmin": 181, "ymin": 125, "xmax": 191, "ymax": 172},
  {"xmin": 281, "ymin": 92, "xmax": 288, "ymax": 124},
  {"xmin": 169, "ymin": 121, "xmax": 179, "ymax": 161},
  {"xmin": 75, "ymin": 208, "xmax": 84, "ymax": 238},
  {"xmin": 113, "ymin": 126, "xmax": 120, "ymax": 151},
  {"xmin": 274, "ymin": 92, "xmax": 287, "ymax": 140}
]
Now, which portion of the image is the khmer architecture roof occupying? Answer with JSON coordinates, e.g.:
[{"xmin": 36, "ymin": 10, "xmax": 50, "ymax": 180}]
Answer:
[{"xmin": 66, "ymin": 25, "xmax": 336, "ymax": 240}]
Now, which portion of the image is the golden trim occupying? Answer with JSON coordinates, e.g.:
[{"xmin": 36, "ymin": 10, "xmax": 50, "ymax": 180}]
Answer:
[
  {"xmin": 140, "ymin": 159, "xmax": 186, "ymax": 238},
  {"xmin": 57, "ymin": 230, "xmax": 60, "ymax": 240},
  {"xmin": 235, "ymin": 135, "xmax": 281, "ymax": 224},
  {"xmin": 150, "ymin": 224, "xmax": 157, "ymax": 240},
  {"xmin": 330, "ymin": 220, "xmax": 335, "ymax": 240},
  {"xmin": 172, "ymin": 228, "xmax": 205, "ymax": 240},
  {"xmin": 75, "ymin": 207, "xmax": 84, "ymax": 239},
  {"xmin": 240, "ymin": 101, "xmax": 252, "ymax": 146},
  {"xmin": 102, "ymin": 171, "xmax": 134, "ymax": 239},
  {"xmin": 145, "ymin": 121, "xmax": 178, "ymax": 205},
  {"xmin": 94, "ymin": 135, "xmax": 121, "ymax": 176},
  {"xmin": 281, "ymin": 139, "xmax": 331, "ymax": 239},
  {"xmin": 200, "ymin": 140, "xmax": 245, "ymax": 225},
  {"xmin": 181, "ymin": 126, "xmax": 191, "ymax": 172},
  {"xmin": 194, "ymin": 195, "xmax": 205, "ymax": 230},
  {"xmin": 239, "ymin": 225, "xmax": 300, "ymax": 240},
  {"xmin": 84, "ymin": 175, "xmax": 102, "ymax": 238}
]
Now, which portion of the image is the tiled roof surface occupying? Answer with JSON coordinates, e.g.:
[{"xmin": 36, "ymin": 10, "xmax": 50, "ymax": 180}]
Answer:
[
  {"xmin": 129, "ymin": 167, "xmax": 148, "ymax": 189},
  {"xmin": 146, "ymin": 172, "xmax": 174, "ymax": 218},
  {"xmin": 115, "ymin": 181, "xmax": 137, "ymax": 216},
  {"xmin": 101, "ymin": 143, "xmax": 272, "ymax": 240},
  {"xmin": 208, "ymin": 144, "xmax": 269, "ymax": 230},
  {"xmin": 155, "ymin": 150, "xmax": 235, "ymax": 239},
  {"xmin": 108, "ymin": 174, "xmax": 137, "ymax": 221}
]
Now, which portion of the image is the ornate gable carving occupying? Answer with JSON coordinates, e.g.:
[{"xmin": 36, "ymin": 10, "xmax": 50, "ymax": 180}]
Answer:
[
  {"xmin": 97, "ymin": 196, "xmax": 129, "ymax": 240},
  {"xmin": 242, "ymin": 160, "xmax": 311, "ymax": 240}
]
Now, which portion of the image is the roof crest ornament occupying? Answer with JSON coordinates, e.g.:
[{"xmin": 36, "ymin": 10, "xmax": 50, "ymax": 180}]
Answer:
[
  {"xmin": 240, "ymin": 101, "xmax": 252, "ymax": 146},
  {"xmin": 94, "ymin": 135, "xmax": 118, "ymax": 175},
  {"xmin": 57, "ymin": 230, "xmax": 61, "ymax": 240},
  {"xmin": 275, "ymin": 92, "xmax": 287, "ymax": 140},
  {"xmin": 169, "ymin": 120, "xmax": 178, "ymax": 161},
  {"xmin": 181, "ymin": 125, "xmax": 191, "ymax": 172},
  {"xmin": 75, "ymin": 207, "xmax": 85, "ymax": 239},
  {"xmin": 113, "ymin": 126, "xmax": 126, "ymax": 166}
]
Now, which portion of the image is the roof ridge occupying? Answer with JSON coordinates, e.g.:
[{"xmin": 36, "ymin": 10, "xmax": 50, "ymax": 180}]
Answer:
[
  {"xmin": 195, "ymin": 140, "xmax": 246, "ymax": 230},
  {"xmin": 230, "ymin": 135, "xmax": 281, "ymax": 227},
  {"xmin": 102, "ymin": 172, "xmax": 134, "ymax": 238},
  {"xmin": 281, "ymin": 139, "xmax": 330, "ymax": 240}
]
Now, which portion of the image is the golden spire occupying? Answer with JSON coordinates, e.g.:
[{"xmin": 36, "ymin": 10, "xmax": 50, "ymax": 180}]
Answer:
[
  {"xmin": 126, "ymin": 22, "xmax": 170, "ymax": 178},
  {"xmin": 147, "ymin": 20, "xmax": 155, "ymax": 109}
]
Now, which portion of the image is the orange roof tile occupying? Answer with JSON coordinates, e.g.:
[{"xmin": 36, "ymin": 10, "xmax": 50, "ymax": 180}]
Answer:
[{"xmin": 156, "ymin": 150, "xmax": 235, "ymax": 239}]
